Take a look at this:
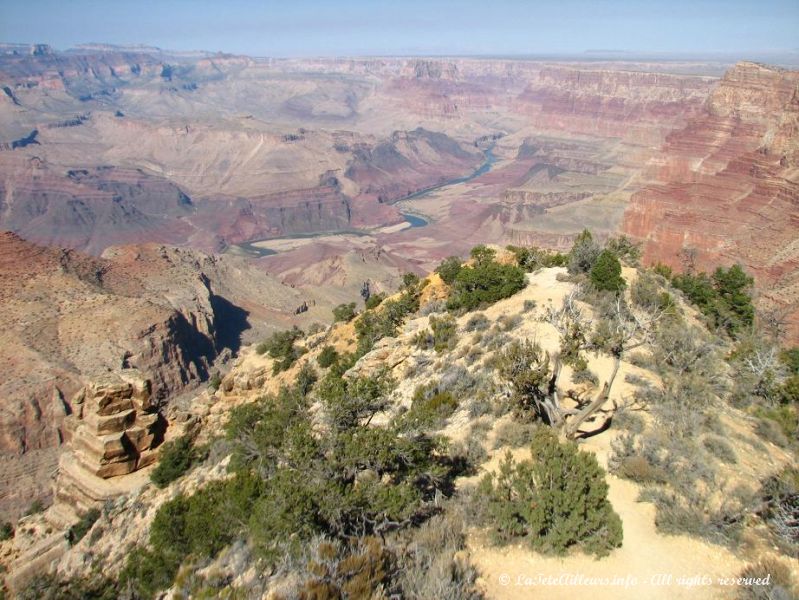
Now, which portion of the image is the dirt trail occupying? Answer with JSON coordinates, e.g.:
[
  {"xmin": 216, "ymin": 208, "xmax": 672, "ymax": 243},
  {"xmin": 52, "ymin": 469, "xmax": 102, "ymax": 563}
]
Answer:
[
  {"xmin": 469, "ymin": 470, "xmax": 744, "ymax": 600},
  {"xmin": 465, "ymin": 266, "xmax": 750, "ymax": 600}
]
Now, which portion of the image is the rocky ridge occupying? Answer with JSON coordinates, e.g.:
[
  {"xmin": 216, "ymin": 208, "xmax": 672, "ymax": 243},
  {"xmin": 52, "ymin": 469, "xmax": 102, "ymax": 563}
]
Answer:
[{"xmin": 2, "ymin": 261, "xmax": 794, "ymax": 598}]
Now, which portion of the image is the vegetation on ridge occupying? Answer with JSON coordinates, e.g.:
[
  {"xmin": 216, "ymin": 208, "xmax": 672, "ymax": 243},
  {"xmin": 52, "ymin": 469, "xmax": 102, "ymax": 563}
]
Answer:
[{"xmin": 25, "ymin": 236, "xmax": 799, "ymax": 599}]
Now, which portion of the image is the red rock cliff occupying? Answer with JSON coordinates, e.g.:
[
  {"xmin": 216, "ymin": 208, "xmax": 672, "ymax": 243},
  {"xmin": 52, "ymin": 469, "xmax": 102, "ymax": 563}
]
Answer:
[
  {"xmin": 622, "ymin": 62, "xmax": 799, "ymax": 340},
  {"xmin": 0, "ymin": 232, "xmax": 304, "ymax": 519}
]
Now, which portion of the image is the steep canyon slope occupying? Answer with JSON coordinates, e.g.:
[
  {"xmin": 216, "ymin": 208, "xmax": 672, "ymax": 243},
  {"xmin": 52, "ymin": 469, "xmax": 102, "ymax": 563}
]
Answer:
[
  {"xmin": 623, "ymin": 62, "xmax": 799, "ymax": 339},
  {"xmin": 0, "ymin": 231, "xmax": 310, "ymax": 519}
]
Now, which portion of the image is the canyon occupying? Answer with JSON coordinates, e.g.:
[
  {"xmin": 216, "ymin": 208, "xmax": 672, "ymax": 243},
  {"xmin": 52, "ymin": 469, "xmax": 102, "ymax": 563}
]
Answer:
[
  {"xmin": 0, "ymin": 44, "xmax": 797, "ymax": 524},
  {"xmin": 0, "ymin": 231, "xmax": 316, "ymax": 519},
  {"xmin": 622, "ymin": 61, "xmax": 799, "ymax": 339}
]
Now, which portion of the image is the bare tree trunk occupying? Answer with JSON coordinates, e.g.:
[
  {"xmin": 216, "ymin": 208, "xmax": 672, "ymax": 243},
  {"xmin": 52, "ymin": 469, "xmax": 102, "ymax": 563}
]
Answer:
[
  {"xmin": 565, "ymin": 356, "xmax": 621, "ymax": 439},
  {"xmin": 546, "ymin": 354, "xmax": 563, "ymax": 426}
]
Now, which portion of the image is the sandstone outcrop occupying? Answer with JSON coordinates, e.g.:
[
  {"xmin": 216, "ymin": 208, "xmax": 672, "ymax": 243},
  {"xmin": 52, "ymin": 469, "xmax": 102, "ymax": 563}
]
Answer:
[
  {"xmin": 66, "ymin": 373, "xmax": 160, "ymax": 480},
  {"xmin": 0, "ymin": 232, "xmax": 307, "ymax": 519}
]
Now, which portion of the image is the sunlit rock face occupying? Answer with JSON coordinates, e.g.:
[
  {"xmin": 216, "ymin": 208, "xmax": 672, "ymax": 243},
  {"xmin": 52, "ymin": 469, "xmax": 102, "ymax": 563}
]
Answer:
[{"xmin": 623, "ymin": 62, "xmax": 799, "ymax": 340}]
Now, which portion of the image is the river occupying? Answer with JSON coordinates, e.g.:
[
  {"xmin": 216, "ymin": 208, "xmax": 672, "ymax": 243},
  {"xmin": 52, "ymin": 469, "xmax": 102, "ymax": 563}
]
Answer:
[{"xmin": 228, "ymin": 145, "xmax": 497, "ymax": 256}]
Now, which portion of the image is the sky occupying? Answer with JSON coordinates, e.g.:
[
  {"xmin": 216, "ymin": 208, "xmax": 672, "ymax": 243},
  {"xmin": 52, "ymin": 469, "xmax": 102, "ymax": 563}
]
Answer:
[{"xmin": 1, "ymin": 0, "xmax": 797, "ymax": 57}]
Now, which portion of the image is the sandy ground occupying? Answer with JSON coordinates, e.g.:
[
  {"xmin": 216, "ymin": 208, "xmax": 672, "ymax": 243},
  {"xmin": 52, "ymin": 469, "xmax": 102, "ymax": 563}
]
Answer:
[
  {"xmin": 468, "ymin": 471, "xmax": 745, "ymax": 600},
  {"xmin": 454, "ymin": 267, "xmax": 767, "ymax": 600},
  {"xmin": 467, "ymin": 428, "xmax": 747, "ymax": 600}
]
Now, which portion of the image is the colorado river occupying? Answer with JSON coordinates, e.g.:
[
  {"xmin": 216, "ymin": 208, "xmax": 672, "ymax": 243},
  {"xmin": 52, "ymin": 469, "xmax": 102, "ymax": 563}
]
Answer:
[{"xmin": 228, "ymin": 145, "xmax": 497, "ymax": 256}]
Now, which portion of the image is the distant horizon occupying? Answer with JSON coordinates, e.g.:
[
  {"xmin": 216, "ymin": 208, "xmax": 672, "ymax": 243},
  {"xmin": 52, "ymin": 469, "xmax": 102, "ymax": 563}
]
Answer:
[
  {"xmin": 1, "ymin": 0, "xmax": 797, "ymax": 59},
  {"xmin": 2, "ymin": 40, "xmax": 798, "ymax": 65}
]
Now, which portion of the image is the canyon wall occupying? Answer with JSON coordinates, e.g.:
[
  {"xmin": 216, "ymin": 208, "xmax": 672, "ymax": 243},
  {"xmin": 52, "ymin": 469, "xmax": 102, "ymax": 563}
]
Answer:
[
  {"xmin": 0, "ymin": 232, "xmax": 306, "ymax": 519},
  {"xmin": 623, "ymin": 62, "xmax": 799, "ymax": 340},
  {"xmin": 514, "ymin": 66, "xmax": 714, "ymax": 144}
]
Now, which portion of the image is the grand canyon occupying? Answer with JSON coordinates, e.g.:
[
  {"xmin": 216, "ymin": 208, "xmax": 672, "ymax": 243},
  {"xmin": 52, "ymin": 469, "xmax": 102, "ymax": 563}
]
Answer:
[{"xmin": 0, "ymin": 33, "xmax": 797, "ymax": 600}]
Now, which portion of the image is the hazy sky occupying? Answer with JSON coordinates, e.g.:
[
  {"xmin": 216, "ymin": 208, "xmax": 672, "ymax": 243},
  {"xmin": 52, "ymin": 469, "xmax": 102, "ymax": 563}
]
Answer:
[{"xmin": 1, "ymin": 0, "xmax": 797, "ymax": 57}]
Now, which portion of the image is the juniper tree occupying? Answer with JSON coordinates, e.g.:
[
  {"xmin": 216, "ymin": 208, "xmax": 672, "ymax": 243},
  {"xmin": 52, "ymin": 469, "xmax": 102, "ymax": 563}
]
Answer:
[
  {"xmin": 478, "ymin": 428, "xmax": 623, "ymax": 556},
  {"xmin": 590, "ymin": 249, "xmax": 626, "ymax": 293}
]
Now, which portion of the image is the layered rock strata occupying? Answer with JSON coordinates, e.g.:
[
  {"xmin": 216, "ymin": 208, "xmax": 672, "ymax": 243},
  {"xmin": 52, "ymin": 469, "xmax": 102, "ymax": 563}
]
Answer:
[
  {"xmin": 622, "ymin": 62, "xmax": 799, "ymax": 340},
  {"xmin": 66, "ymin": 374, "xmax": 160, "ymax": 480}
]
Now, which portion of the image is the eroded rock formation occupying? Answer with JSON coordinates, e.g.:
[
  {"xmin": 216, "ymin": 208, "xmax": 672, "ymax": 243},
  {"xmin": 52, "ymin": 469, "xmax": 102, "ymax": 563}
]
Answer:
[
  {"xmin": 66, "ymin": 373, "xmax": 160, "ymax": 480},
  {"xmin": 0, "ymin": 232, "xmax": 306, "ymax": 520},
  {"xmin": 622, "ymin": 62, "xmax": 799, "ymax": 340}
]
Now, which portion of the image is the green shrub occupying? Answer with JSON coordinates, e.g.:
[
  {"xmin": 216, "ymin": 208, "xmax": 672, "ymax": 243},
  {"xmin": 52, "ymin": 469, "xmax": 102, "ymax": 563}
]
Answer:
[
  {"xmin": 151, "ymin": 435, "xmax": 196, "ymax": 488},
  {"xmin": 332, "ymin": 302, "xmax": 357, "ymax": 323},
  {"xmin": 612, "ymin": 410, "xmax": 645, "ymax": 434},
  {"xmin": 464, "ymin": 313, "xmax": 489, "ymax": 332},
  {"xmin": 207, "ymin": 372, "xmax": 222, "ymax": 391},
  {"xmin": 653, "ymin": 262, "xmax": 674, "ymax": 279},
  {"xmin": 757, "ymin": 397, "xmax": 799, "ymax": 438},
  {"xmin": 590, "ymin": 249, "xmax": 626, "ymax": 293},
  {"xmin": 493, "ymin": 339, "xmax": 554, "ymax": 422},
  {"xmin": 711, "ymin": 264, "xmax": 755, "ymax": 334},
  {"xmin": 671, "ymin": 264, "xmax": 754, "ymax": 337},
  {"xmin": 702, "ymin": 435, "xmax": 738, "ymax": 464},
  {"xmin": 470, "ymin": 244, "xmax": 496, "ymax": 266},
  {"xmin": 478, "ymin": 428, "xmax": 622, "ymax": 556},
  {"xmin": 567, "ymin": 229, "xmax": 601, "ymax": 275},
  {"xmin": 295, "ymin": 362, "xmax": 318, "ymax": 396},
  {"xmin": 507, "ymin": 245, "xmax": 568, "ymax": 272},
  {"xmin": 492, "ymin": 420, "xmax": 538, "ymax": 449},
  {"xmin": 605, "ymin": 236, "xmax": 641, "ymax": 266},
  {"xmin": 119, "ymin": 545, "xmax": 182, "ymax": 600},
  {"xmin": 616, "ymin": 455, "xmax": 669, "ymax": 484},
  {"xmin": 401, "ymin": 382, "xmax": 459, "ymax": 430},
  {"xmin": 364, "ymin": 292, "xmax": 386, "ymax": 310},
  {"xmin": 0, "ymin": 522, "xmax": 13, "ymax": 541},
  {"xmin": 497, "ymin": 313, "xmax": 522, "ymax": 332},
  {"xmin": 754, "ymin": 417, "xmax": 790, "ymax": 448},
  {"xmin": 640, "ymin": 488, "xmax": 742, "ymax": 545},
  {"xmin": 24, "ymin": 499, "xmax": 44, "ymax": 516},
  {"xmin": 435, "ymin": 256, "xmax": 464, "ymax": 285},
  {"xmin": 631, "ymin": 270, "xmax": 675, "ymax": 314},
  {"xmin": 67, "ymin": 508, "xmax": 101, "ymax": 545},
  {"xmin": 317, "ymin": 345, "xmax": 339, "ymax": 368},
  {"xmin": 414, "ymin": 314, "xmax": 458, "ymax": 353},
  {"xmin": 780, "ymin": 347, "xmax": 799, "ymax": 375},
  {"xmin": 298, "ymin": 537, "xmax": 395, "ymax": 599},
  {"xmin": 395, "ymin": 508, "xmax": 482, "ymax": 599},
  {"xmin": 447, "ymin": 259, "xmax": 526, "ymax": 312},
  {"xmin": 124, "ymin": 473, "xmax": 264, "ymax": 597},
  {"xmin": 355, "ymin": 290, "xmax": 419, "ymax": 355},
  {"xmin": 256, "ymin": 326, "xmax": 306, "ymax": 374},
  {"xmin": 450, "ymin": 434, "xmax": 489, "ymax": 468},
  {"xmin": 307, "ymin": 322, "xmax": 325, "ymax": 336},
  {"xmin": 778, "ymin": 375, "xmax": 799, "ymax": 404},
  {"xmin": 125, "ymin": 349, "xmax": 458, "ymax": 597},
  {"xmin": 402, "ymin": 272, "xmax": 420, "ymax": 289},
  {"xmin": 431, "ymin": 314, "xmax": 458, "ymax": 352},
  {"xmin": 757, "ymin": 466, "xmax": 799, "ymax": 554},
  {"xmin": 18, "ymin": 573, "xmax": 116, "ymax": 600}
]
